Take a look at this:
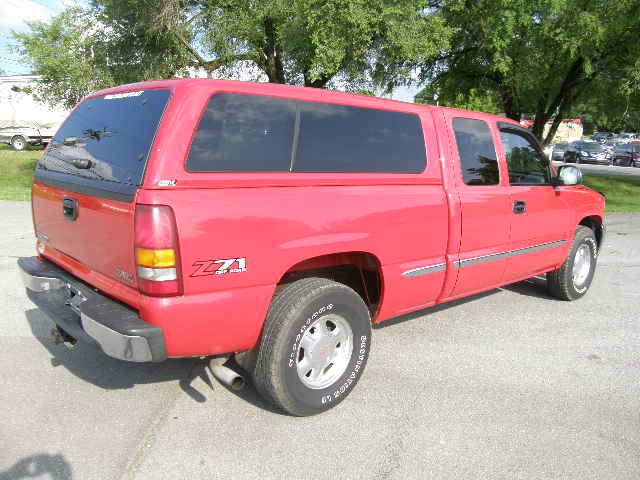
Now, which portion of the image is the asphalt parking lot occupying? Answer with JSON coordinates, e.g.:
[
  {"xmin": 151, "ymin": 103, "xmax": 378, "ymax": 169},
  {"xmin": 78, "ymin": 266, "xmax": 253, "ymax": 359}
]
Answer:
[{"xmin": 1, "ymin": 200, "xmax": 639, "ymax": 480}]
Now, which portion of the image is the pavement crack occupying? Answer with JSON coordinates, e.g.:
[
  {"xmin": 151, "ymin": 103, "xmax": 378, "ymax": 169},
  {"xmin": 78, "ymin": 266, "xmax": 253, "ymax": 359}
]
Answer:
[{"xmin": 118, "ymin": 362, "xmax": 200, "ymax": 480}]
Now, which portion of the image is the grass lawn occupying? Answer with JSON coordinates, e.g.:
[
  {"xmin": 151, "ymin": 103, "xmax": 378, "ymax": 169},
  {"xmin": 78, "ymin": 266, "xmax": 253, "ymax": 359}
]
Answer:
[
  {"xmin": 1, "ymin": 143, "xmax": 639, "ymax": 212},
  {"xmin": 583, "ymin": 174, "xmax": 640, "ymax": 213},
  {"xmin": 0, "ymin": 144, "xmax": 42, "ymax": 201}
]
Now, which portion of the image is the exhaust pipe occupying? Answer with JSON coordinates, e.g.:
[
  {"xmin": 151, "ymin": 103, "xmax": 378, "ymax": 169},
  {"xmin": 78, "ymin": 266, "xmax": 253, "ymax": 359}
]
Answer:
[
  {"xmin": 208, "ymin": 357, "xmax": 246, "ymax": 391},
  {"xmin": 51, "ymin": 326, "xmax": 77, "ymax": 350}
]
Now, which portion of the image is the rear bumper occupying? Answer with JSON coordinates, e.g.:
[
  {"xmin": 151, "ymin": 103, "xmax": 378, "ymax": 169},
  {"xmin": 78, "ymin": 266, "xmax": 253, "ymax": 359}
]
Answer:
[{"xmin": 18, "ymin": 256, "xmax": 166, "ymax": 362}]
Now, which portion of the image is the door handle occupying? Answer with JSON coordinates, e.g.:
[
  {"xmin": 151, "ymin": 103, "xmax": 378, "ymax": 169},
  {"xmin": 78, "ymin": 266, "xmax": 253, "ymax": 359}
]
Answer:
[
  {"xmin": 513, "ymin": 200, "xmax": 526, "ymax": 214},
  {"xmin": 62, "ymin": 197, "xmax": 78, "ymax": 220}
]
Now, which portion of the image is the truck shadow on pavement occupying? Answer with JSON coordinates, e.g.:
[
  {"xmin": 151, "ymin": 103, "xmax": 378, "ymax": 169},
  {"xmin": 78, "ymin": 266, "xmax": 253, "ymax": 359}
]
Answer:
[
  {"xmin": 375, "ymin": 277, "xmax": 553, "ymax": 329},
  {"xmin": 23, "ymin": 277, "xmax": 551, "ymax": 414},
  {"xmin": 25, "ymin": 309, "xmax": 214, "ymax": 403},
  {"xmin": 501, "ymin": 276, "xmax": 554, "ymax": 300},
  {"xmin": 24, "ymin": 309, "xmax": 284, "ymax": 414},
  {"xmin": 0, "ymin": 453, "xmax": 72, "ymax": 480}
]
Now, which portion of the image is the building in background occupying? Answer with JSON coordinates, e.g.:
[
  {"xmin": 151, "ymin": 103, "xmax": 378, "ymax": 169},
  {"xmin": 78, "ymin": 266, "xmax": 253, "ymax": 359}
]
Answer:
[
  {"xmin": 0, "ymin": 74, "xmax": 68, "ymax": 150},
  {"xmin": 520, "ymin": 118, "xmax": 584, "ymax": 144}
]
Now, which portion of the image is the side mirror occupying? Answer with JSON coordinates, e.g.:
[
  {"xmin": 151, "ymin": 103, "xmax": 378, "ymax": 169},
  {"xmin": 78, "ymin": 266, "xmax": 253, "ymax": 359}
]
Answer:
[{"xmin": 556, "ymin": 165, "xmax": 582, "ymax": 186}]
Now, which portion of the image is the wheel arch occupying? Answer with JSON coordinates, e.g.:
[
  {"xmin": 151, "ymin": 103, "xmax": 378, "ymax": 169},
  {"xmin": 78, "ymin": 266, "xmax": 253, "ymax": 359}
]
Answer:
[
  {"xmin": 275, "ymin": 251, "xmax": 384, "ymax": 319},
  {"xmin": 578, "ymin": 215, "xmax": 604, "ymax": 249}
]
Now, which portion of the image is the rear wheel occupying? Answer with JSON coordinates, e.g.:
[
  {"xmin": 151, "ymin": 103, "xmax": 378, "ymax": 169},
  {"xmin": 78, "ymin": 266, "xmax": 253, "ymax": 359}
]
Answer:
[
  {"xmin": 547, "ymin": 226, "xmax": 598, "ymax": 301},
  {"xmin": 253, "ymin": 277, "xmax": 372, "ymax": 416},
  {"xmin": 10, "ymin": 135, "xmax": 27, "ymax": 151}
]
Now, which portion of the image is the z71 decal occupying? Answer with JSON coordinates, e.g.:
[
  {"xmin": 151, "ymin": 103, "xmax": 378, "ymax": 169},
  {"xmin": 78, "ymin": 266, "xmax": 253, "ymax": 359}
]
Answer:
[{"xmin": 191, "ymin": 258, "xmax": 247, "ymax": 277}]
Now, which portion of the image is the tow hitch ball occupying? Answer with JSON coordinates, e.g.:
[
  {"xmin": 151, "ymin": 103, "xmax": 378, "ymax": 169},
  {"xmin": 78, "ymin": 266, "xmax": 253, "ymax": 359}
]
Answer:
[{"xmin": 50, "ymin": 326, "xmax": 77, "ymax": 350}]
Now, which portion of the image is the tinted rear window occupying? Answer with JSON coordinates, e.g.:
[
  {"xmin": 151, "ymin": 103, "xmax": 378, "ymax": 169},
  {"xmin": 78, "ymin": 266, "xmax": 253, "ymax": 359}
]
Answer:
[
  {"xmin": 187, "ymin": 93, "xmax": 296, "ymax": 172},
  {"xmin": 38, "ymin": 89, "xmax": 170, "ymax": 187},
  {"xmin": 186, "ymin": 93, "xmax": 426, "ymax": 174},
  {"xmin": 452, "ymin": 118, "xmax": 499, "ymax": 185},
  {"xmin": 294, "ymin": 102, "xmax": 426, "ymax": 173}
]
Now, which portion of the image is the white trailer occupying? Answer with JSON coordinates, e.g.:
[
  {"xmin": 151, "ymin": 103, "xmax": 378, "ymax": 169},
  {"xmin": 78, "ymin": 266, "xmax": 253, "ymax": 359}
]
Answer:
[{"xmin": 0, "ymin": 75, "xmax": 68, "ymax": 150}]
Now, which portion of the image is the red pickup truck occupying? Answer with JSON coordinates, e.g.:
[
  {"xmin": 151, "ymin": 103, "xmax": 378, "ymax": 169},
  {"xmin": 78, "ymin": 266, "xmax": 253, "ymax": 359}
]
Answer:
[{"xmin": 19, "ymin": 79, "xmax": 604, "ymax": 416}]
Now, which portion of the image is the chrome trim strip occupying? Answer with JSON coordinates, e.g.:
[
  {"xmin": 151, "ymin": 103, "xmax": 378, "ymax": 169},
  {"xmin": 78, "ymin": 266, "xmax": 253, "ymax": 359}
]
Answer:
[
  {"xmin": 455, "ymin": 240, "xmax": 567, "ymax": 269},
  {"xmin": 402, "ymin": 263, "xmax": 446, "ymax": 277}
]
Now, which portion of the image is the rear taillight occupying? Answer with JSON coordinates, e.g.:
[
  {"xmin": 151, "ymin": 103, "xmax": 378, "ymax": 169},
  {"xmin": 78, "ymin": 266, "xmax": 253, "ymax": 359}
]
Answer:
[{"xmin": 134, "ymin": 204, "xmax": 182, "ymax": 296}]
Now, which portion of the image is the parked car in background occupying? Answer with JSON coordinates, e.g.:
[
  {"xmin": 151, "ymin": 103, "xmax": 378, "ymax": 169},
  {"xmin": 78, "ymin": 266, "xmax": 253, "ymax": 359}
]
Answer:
[
  {"xmin": 592, "ymin": 132, "xmax": 614, "ymax": 143},
  {"xmin": 612, "ymin": 143, "xmax": 640, "ymax": 167},
  {"xmin": 551, "ymin": 142, "xmax": 570, "ymax": 161},
  {"xmin": 564, "ymin": 141, "xmax": 612, "ymax": 165},
  {"xmin": 615, "ymin": 133, "xmax": 637, "ymax": 144},
  {"xmin": 602, "ymin": 140, "xmax": 618, "ymax": 156}
]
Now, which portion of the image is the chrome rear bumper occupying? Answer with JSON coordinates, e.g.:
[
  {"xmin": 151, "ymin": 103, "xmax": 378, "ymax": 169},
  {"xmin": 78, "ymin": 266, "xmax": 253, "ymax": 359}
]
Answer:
[{"xmin": 18, "ymin": 256, "xmax": 166, "ymax": 363}]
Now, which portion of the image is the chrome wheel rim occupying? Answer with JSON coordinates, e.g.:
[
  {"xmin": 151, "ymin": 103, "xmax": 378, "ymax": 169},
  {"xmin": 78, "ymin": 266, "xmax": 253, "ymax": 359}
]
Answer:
[
  {"xmin": 572, "ymin": 244, "xmax": 591, "ymax": 288},
  {"xmin": 13, "ymin": 139, "xmax": 25, "ymax": 150},
  {"xmin": 296, "ymin": 313, "xmax": 353, "ymax": 390}
]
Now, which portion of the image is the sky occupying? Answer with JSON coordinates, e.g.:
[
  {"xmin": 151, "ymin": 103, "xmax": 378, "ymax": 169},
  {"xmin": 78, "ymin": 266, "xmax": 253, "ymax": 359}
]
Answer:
[
  {"xmin": 0, "ymin": 0, "xmax": 419, "ymax": 102},
  {"xmin": 0, "ymin": 0, "xmax": 70, "ymax": 74}
]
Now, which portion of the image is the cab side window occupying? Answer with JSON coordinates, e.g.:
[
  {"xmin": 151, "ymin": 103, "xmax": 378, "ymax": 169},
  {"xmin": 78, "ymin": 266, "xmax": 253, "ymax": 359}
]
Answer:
[
  {"xmin": 499, "ymin": 129, "xmax": 551, "ymax": 185},
  {"xmin": 452, "ymin": 118, "xmax": 500, "ymax": 186}
]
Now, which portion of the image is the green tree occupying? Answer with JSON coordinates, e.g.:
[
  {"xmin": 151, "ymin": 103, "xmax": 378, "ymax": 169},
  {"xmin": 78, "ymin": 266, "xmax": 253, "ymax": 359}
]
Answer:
[
  {"xmin": 571, "ymin": 61, "xmax": 640, "ymax": 133},
  {"xmin": 12, "ymin": 6, "xmax": 190, "ymax": 109},
  {"xmin": 414, "ymin": 0, "xmax": 640, "ymax": 143},
  {"xmin": 95, "ymin": 0, "xmax": 451, "ymax": 87},
  {"xmin": 12, "ymin": 8, "xmax": 107, "ymax": 108},
  {"xmin": 14, "ymin": 1, "xmax": 451, "ymax": 107},
  {"xmin": 415, "ymin": 85, "xmax": 501, "ymax": 114}
]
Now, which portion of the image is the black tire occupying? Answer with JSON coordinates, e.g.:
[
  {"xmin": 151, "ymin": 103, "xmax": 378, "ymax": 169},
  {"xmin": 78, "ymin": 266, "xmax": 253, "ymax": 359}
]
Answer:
[
  {"xmin": 253, "ymin": 277, "xmax": 372, "ymax": 416},
  {"xmin": 10, "ymin": 136, "xmax": 27, "ymax": 151},
  {"xmin": 547, "ymin": 226, "xmax": 598, "ymax": 301}
]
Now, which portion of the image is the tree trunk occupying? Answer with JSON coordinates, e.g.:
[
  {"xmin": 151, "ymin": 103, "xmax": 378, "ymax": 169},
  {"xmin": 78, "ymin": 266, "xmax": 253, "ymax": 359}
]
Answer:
[
  {"xmin": 303, "ymin": 71, "xmax": 332, "ymax": 88},
  {"xmin": 262, "ymin": 17, "xmax": 285, "ymax": 84},
  {"xmin": 532, "ymin": 97, "xmax": 549, "ymax": 140},
  {"xmin": 543, "ymin": 80, "xmax": 591, "ymax": 145},
  {"xmin": 499, "ymin": 86, "xmax": 521, "ymax": 121}
]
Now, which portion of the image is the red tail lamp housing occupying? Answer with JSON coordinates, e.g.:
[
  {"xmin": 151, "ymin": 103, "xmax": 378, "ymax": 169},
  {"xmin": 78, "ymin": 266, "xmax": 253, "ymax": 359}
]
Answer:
[{"xmin": 134, "ymin": 204, "xmax": 183, "ymax": 296}]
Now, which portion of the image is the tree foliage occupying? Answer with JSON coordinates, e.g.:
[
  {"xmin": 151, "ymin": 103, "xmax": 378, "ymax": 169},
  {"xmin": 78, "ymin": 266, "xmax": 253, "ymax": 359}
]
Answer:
[
  {"xmin": 13, "ymin": 8, "xmax": 110, "ymax": 108},
  {"xmin": 12, "ymin": 6, "xmax": 188, "ymax": 108},
  {"xmin": 415, "ymin": 0, "xmax": 640, "ymax": 143},
  {"xmin": 14, "ymin": 1, "xmax": 451, "ymax": 107}
]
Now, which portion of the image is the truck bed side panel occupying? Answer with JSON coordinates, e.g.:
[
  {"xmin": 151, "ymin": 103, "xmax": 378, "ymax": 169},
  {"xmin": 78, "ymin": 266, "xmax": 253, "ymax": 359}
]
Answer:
[{"xmin": 136, "ymin": 184, "xmax": 448, "ymax": 355}]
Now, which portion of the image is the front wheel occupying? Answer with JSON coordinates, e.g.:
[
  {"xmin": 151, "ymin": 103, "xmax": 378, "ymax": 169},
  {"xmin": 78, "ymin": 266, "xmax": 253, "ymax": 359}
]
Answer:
[
  {"xmin": 547, "ymin": 226, "xmax": 598, "ymax": 300},
  {"xmin": 253, "ymin": 277, "xmax": 372, "ymax": 416}
]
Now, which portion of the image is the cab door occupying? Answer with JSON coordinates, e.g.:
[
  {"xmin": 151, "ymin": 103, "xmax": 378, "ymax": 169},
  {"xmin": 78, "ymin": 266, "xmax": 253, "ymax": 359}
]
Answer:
[
  {"xmin": 444, "ymin": 114, "xmax": 513, "ymax": 298},
  {"xmin": 496, "ymin": 124, "xmax": 573, "ymax": 282}
]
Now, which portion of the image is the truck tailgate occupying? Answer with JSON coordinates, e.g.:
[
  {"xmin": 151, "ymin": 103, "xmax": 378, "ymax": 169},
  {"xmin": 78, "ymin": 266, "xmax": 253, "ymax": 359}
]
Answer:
[{"xmin": 32, "ymin": 181, "xmax": 136, "ymax": 286}]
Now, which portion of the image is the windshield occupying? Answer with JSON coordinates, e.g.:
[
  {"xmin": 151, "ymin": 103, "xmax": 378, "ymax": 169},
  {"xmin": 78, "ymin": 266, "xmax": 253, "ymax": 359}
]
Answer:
[
  {"xmin": 577, "ymin": 142, "xmax": 604, "ymax": 152},
  {"xmin": 38, "ymin": 89, "xmax": 170, "ymax": 187}
]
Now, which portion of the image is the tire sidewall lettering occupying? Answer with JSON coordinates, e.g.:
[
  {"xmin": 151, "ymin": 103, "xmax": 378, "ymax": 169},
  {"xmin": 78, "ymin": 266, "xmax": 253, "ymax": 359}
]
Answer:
[{"xmin": 283, "ymin": 292, "xmax": 371, "ymax": 412}]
